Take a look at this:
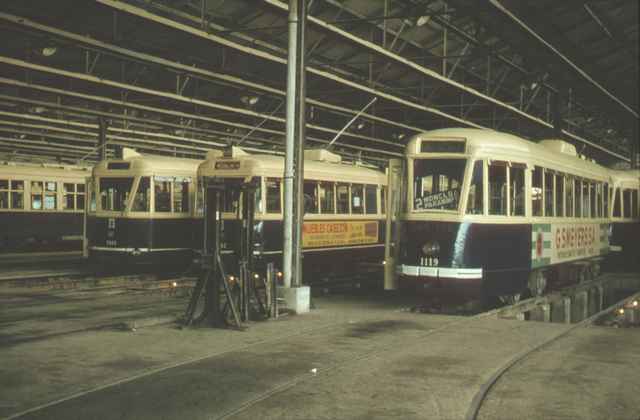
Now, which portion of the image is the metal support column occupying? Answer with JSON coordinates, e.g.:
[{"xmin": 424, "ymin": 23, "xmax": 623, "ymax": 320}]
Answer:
[{"xmin": 283, "ymin": 0, "xmax": 307, "ymax": 288}]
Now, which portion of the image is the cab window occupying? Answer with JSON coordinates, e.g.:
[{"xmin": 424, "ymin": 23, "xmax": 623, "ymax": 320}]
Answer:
[
  {"xmin": 266, "ymin": 178, "xmax": 281, "ymax": 214},
  {"xmin": 155, "ymin": 180, "xmax": 171, "ymax": 212},
  {"xmin": 466, "ymin": 161, "xmax": 483, "ymax": 215},
  {"xmin": 132, "ymin": 177, "xmax": 151, "ymax": 212},
  {"xmin": 304, "ymin": 181, "xmax": 318, "ymax": 214}
]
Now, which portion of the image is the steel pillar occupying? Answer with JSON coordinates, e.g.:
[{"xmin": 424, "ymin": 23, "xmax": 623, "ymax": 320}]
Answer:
[{"xmin": 283, "ymin": 0, "xmax": 307, "ymax": 288}]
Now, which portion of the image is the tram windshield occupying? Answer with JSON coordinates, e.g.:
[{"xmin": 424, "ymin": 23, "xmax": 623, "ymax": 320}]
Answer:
[
  {"xmin": 100, "ymin": 177, "xmax": 133, "ymax": 211},
  {"xmin": 413, "ymin": 158, "xmax": 467, "ymax": 211}
]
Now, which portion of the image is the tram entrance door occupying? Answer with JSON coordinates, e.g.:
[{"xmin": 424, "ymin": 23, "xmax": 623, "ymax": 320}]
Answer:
[
  {"xmin": 184, "ymin": 177, "xmax": 276, "ymax": 328},
  {"xmin": 384, "ymin": 159, "xmax": 405, "ymax": 290}
]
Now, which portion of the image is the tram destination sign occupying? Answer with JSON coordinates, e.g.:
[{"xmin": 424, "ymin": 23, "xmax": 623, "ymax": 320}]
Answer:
[
  {"xmin": 414, "ymin": 189, "xmax": 460, "ymax": 210},
  {"xmin": 215, "ymin": 161, "xmax": 241, "ymax": 170}
]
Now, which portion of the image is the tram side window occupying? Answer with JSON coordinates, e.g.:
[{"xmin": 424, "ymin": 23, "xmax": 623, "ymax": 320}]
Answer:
[
  {"xmin": 623, "ymin": 189, "xmax": 632, "ymax": 218},
  {"xmin": 63, "ymin": 183, "xmax": 85, "ymax": 211},
  {"xmin": 337, "ymin": 183, "xmax": 349, "ymax": 214},
  {"xmin": 595, "ymin": 183, "xmax": 602, "ymax": 218},
  {"xmin": 44, "ymin": 182, "xmax": 57, "ymax": 210},
  {"xmin": 632, "ymin": 189, "xmax": 639, "ymax": 218},
  {"xmin": 613, "ymin": 188, "xmax": 621, "ymax": 217},
  {"xmin": 319, "ymin": 182, "xmax": 335, "ymax": 214},
  {"xmin": 603, "ymin": 183, "xmax": 609, "ymax": 217},
  {"xmin": 544, "ymin": 171, "xmax": 554, "ymax": 217},
  {"xmin": 351, "ymin": 184, "xmax": 364, "ymax": 214},
  {"xmin": 77, "ymin": 184, "xmax": 85, "ymax": 210},
  {"xmin": 173, "ymin": 179, "xmax": 190, "ymax": 213},
  {"xmin": 532, "ymin": 166, "xmax": 543, "ymax": 217},
  {"xmin": 555, "ymin": 174, "xmax": 564, "ymax": 217},
  {"xmin": 0, "ymin": 180, "xmax": 7, "ymax": 209},
  {"xmin": 510, "ymin": 164, "xmax": 525, "ymax": 216},
  {"xmin": 582, "ymin": 182, "xmax": 590, "ymax": 218},
  {"xmin": 63, "ymin": 183, "xmax": 75, "ymax": 210},
  {"xmin": 266, "ymin": 178, "xmax": 281, "ymax": 214},
  {"xmin": 365, "ymin": 185, "xmax": 378, "ymax": 214},
  {"xmin": 155, "ymin": 181, "xmax": 171, "ymax": 212},
  {"xmin": 488, "ymin": 162, "xmax": 507, "ymax": 216},
  {"xmin": 11, "ymin": 181, "xmax": 24, "ymax": 209},
  {"xmin": 132, "ymin": 177, "xmax": 150, "ymax": 212},
  {"xmin": 575, "ymin": 179, "xmax": 583, "ymax": 218},
  {"xmin": 466, "ymin": 161, "xmax": 483, "ymax": 215},
  {"xmin": 31, "ymin": 181, "xmax": 43, "ymax": 210},
  {"xmin": 303, "ymin": 181, "xmax": 318, "ymax": 214},
  {"xmin": 565, "ymin": 176, "xmax": 574, "ymax": 217},
  {"xmin": 589, "ymin": 182, "xmax": 597, "ymax": 219},
  {"xmin": 381, "ymin": 186, "xmax": 386, "ymax": 215}
]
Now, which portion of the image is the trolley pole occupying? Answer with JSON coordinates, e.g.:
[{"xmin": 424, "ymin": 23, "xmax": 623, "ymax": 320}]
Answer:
[
  {"xmin": 98, "ymin": 118, "xmax": 108, "ymax": 161},
  {"xmin": 281, "ymin": 0, "xmax": 311, "ymax": 313}
]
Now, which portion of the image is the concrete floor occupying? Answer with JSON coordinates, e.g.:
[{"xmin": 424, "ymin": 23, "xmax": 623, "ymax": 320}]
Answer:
[{"xmin": 0, "ymin": 284, "xmax": 638, "ymax": 420}]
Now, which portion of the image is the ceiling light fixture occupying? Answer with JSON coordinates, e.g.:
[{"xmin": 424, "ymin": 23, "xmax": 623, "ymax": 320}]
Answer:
[
  {"xmin": 240, "ymin": 95, "xmax": 260, "ymax": 106},
  {"xmin": 416, "ymin": 16, "xmax": 430, "ymax": 27},
  {"xmin": 41, "ymin": 46, "xmax": 58, "ymax": 57}
]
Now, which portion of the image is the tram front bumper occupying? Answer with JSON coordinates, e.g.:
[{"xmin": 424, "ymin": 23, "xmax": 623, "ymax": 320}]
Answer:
[{"xmin": 397, "ymin": 264, "xmax": 483, "ymax": 295}]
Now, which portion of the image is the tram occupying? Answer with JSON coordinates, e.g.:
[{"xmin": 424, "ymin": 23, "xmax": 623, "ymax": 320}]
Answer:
[
  {"xmin": 86, "ymin": 148, "xmax": 202, "ymax": 267},
  {"xmin": 608, "ymin": 169, "xmax": 640, "ymax": 270},
  {"xmin": 197, "ymin": 147, "xmax": 388, "ymax": 285},
  {"xmin": 387, "ymin": 128, "xmax": 638, "ymax": 304},
  {"xmin": 0, "ymin": 161, "xmax": 90, "ymax": 260}
]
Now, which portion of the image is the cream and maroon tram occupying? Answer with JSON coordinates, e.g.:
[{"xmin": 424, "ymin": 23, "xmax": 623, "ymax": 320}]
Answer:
[
  {"xmin": 197, "ymin": 147, "xmax": 387, "ymax": 284},
  {"xmin": 86, "ymin": 149, "xmax": 202, "ymax": 266},
  {"xmin": 608, "ymin": 169, "xmax": 640, "ymax": 270},
  {"xmin": 389, "ymin": 127, "xmax": 622, "ymax": 304},
  {"xmin": 0, "ymin": 161, "xmax": 89, "ymax": 261}
]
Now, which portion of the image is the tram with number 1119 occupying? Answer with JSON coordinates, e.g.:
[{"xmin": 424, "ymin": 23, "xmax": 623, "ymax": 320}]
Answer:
[{"xmin": 386, "ymin": 128, "xmax": 640, "ymax": 305}]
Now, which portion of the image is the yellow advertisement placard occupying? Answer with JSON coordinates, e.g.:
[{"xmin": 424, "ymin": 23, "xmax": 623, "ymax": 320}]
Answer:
[{"xmin": 302, "ymin": 221, "xmax": 379, "ymax": 248}]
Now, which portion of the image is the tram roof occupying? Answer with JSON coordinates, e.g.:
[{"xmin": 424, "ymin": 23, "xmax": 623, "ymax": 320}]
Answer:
[
  {"xmin": 611, "ymin": 169, "xmax": 640, "ymax": 188},
  {"xmin": 406, "ymin": 128, "xmax": 627, "ymax": 181},
  {"xmin": 0, "ymin": 161, "xmax": 91, "ymax": 179},
  {"xmin": 198, "ymin": 152, "xmax": 387, "ymax": 184},
  {"xmin": 93, "ymin": 151, "xmax": 202, "ymax": 176}
]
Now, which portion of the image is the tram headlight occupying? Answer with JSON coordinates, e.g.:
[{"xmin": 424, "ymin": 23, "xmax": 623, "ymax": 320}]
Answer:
[{"xmin": 421, "ymin": 240, "xmax": 441, "ymax": 256}]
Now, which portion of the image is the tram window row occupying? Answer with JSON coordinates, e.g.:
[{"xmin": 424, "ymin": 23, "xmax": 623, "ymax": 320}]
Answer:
[
  {"xmin": 204, "ymin": 178, "xmax": 387, "ymax": 217},
  {"xmin": 97, "ymin": 176, "xmax": 193, "ymax": 214},
  {"xmin": 0, "ymin": 179, "xmax": 85, "ymax": 212},
  {"xmin": 422, "ymin": 159, "xmax": 640, "ymax": 221}
]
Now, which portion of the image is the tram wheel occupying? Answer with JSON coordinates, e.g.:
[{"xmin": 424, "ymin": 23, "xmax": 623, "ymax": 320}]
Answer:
[
  {"xmin": 498, "ymin": 293, "xmax": 522, "ymax": 306},
  {"xmin": 527, "ymin": 270, "xmax": 547, "ymax": 297}
]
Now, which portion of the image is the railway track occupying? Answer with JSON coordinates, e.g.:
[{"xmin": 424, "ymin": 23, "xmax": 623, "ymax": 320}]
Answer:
[{"xmin": 465, "ymin": 289, "xmax": 640, "ymax": 420}]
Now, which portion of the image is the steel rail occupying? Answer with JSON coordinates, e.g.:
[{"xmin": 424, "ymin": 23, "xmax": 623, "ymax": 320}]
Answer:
[{"xmin": 465, "ymin": 290, "xmax": 640, "ymax": 420}]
